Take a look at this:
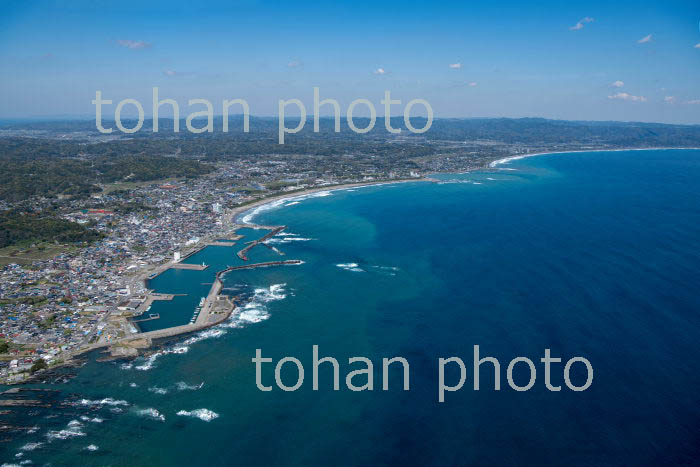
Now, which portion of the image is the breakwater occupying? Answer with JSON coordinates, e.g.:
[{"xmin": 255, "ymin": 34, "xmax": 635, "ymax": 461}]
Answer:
[{"xmin": 237, "ymin": 226, "xmax": 286, "ymax": 261}]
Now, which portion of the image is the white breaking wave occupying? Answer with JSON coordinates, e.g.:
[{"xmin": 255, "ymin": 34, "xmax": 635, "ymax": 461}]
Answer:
[
  {"xmin": 134, "ymin": 345, "xmax": 189, "ymax": 371},
  {"xmin": 84, "ymin": 444, "xmax": 99, "ymax": 451},
  {"xmin": 336, "ymin": 263, "xmax": 365, "ymax": 272},
  {"xmin": 176, "ymin": 409, "xmax": 219, "ymax": 422},
  {"xmin": 285, "ymin": 201, "xmax": 301, "ymax": 206},
  {"xmin": 77, "ymin": 397, "xmax": 129, "ymax": 408},
  {"xmin": 129, "ymin": 382, "xmax": 138, "ymax": 388},
  {"xmin": 181, "ymin": 328, "xmax": 226, "ymax": 346},
  {"xmin": 175, "ymin": 381, "xmax": 205, "ymax": 391},
  {"xmin": 46, "ymin": 428, "xmax": 86, "ymax": 441},
  {"xmin": 79, "ymin": 416, "xmax": 104, "ymax": 423},
  {"xmin": 136, "ymin": 408, "xmax": 165, "ymax": 422},
  {"xmin": 239, "ymin": 190, "xmax": 332, "ymax": 223},
  {"xmin": 19, "ymin": 443, "xmax": 42, "ymax": 451},
  {"xmin": 267, "ymin": 236, "xmax": 314, "ymax": 244},
  {"xmin": 126, "ymin": 326, "xmax": 226, "ymax": 372},
  {"xmin": 148, "ymin": 386, "xmax": 168, "ymax": 395},
  {"xmin": 46, "ymin": 420, "xmax": 86, "ymax": 441},
  {"xmin": 223, "ymin": 283, "xmax": 288, "ymax": 328}
]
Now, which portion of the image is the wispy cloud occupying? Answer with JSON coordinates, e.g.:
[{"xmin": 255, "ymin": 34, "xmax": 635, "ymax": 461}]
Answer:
[
  {"xmin": 116, "ymin": 40, "xmax": 151, "ymax": 50},
  {"xmin": 637, "ymin": 34, "xmax": 653, "ymax": 44},
  {"xmin": 468, "ymin": 82, "xmax": 478, "ymax": 87},
  {"xmin": 449, "ymin": 63, "xmax": 462, "ymax": 69},
  {"xmin": 374, "ymin": 68, "xmax": 386, "ymax": 75},
  {"xmin": 287, "ymin": 60, "xmax": 303, "ymax": 68},
  {"xmin": 695, "ymin": 42, "xmax": 700, "ymax": 49},
  {"xmin": 608, "ymin": 92, "xmax": 647, "ymax": 102},
  {"xmin": 569, "ymin": 17, "xmax": 594, "ymax": 31},
  {"xmin": 611, "ymin": 80, "xmax": 624, "ymax": 88},
  {"xmin": 664, "ymin": 96, "xmax": 676, "ymax": 104},
  {"xmin": 685, "ymin": 99, "xmax": 700, "ymax": 105},
  {"xmin": 163, "ymin": 70, "xmax": 178, "ymax": 77}
]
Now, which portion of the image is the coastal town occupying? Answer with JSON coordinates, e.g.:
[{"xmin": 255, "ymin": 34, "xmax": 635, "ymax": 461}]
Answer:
[{"xmin": 0, "ymin": 156, "xmax": 424, "ymax": 384}]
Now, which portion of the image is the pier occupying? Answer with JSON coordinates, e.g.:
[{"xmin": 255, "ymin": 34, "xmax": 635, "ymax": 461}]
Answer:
[
  {"xmin": 132, "ymin": 313, "xmax": 160, "ymax": 323},
  {"xmin": 170, "ymin": 263, "xmax": 209, "ymax": 271},
  {"xmin": 207, "ymin": 241, "xmax": 237, "ymax": 247}
]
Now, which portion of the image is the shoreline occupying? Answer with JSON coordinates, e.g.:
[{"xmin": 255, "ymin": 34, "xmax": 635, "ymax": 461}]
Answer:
[
  {"xmin": 8, "ymin": 147, "xmax": 699, "ymax": 383},
  {"xmin": 489, "ymin": 146, "xmax": 700, "ymax": 168},
  {"xmin": 229, "ymin": 178, "xmax": 426, "ymax": 225},
  {"xmin": 80, "ymin": 180, "xmax": 425, "ymax": 359}
]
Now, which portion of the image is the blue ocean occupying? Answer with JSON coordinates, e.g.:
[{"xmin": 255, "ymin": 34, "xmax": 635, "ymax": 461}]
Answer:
[{"xmin": 3, "ymin": 149, "xmax": 700, "ymax": 466}]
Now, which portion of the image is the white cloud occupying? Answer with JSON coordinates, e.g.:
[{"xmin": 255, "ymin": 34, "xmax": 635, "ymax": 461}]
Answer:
[
  {"xmin": 685, "ymin": 99, "xmax": 700, "ymax": 105},
  {"xmin": 608, "ymin": 92, "xmax": 647, "ymax": 102},
  {"xmin": 695, "ymin": 43, "xmax": 700, "ymax": 49},
  {"xmin": 449, "ymin": 63, "xmax": 462, "ymax": 69},
  {"xmin": 637, "ymin": 34, "xmax": 653, "ymax": 44},
  {"xmin": 611, "ymin": 80, "xmax": 624, "ymax": 88},
  {"xmin": 116, "ymin": 40, "xmax": 151, "ymax": 50},
  {"xmin": 287, "ymin": 60, "xmax": 302, "ymax": 68},
  {"xmin": 374, "ymin": 68, "xmax": 386, "ymax": 75},
  {"xmin": 569, "ymin": 17, "xmax": 594, "ymax": 31},
  {"xmin": 468, "ymin": 82, "xmax": 478, "ymax": 87},
  {"xmin": 163, "ymin": 70, "xmax": 177, "ymax": 77},
  {"xmin": 664, "ymin": 96, "xmax": 676, "ymax": 104}
]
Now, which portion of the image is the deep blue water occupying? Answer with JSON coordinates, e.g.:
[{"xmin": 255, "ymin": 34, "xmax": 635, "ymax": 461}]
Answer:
[{"xmin": 2, "ymin": 149, "xmax": 700, "ymax": 466}]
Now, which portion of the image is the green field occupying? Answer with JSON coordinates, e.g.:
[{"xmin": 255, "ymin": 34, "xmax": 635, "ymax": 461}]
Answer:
[{"xmin": 0, "ymin": 243, "xmax": 76, "ymax": 266}]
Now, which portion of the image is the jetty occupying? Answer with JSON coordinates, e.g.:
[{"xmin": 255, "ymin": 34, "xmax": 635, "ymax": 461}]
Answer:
[
  {"xmin": 219, "ymin": 260, "xmax": 302, "ymax": 276},
  {"xmin": 238, "ymin": 226, "xmax": 286, "ymax": 260}
]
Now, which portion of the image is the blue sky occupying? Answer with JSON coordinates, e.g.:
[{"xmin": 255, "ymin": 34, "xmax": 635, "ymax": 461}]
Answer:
[{"xmin": 1, "ymin": 0, "xmax": 699, "ymax": 123}]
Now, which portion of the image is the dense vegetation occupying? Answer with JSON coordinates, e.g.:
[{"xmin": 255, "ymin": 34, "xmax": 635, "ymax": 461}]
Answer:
[
  {"xmin": 0, "ymin": 141, "xmax": 214, "ymax": 201},
  {"xmin": 0, "ymin": 210, "xmax": 104, "ymax": 248}
]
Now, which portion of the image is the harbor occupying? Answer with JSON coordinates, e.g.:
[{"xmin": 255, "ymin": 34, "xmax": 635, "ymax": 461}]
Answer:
[{"xmin": 92, "ymin": 221, "xmax": 299, "ymax": 358}]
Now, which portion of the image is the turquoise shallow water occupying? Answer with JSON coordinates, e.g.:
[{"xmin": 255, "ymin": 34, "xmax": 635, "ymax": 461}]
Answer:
[{"xmin": 3, "ymin": 149, "xmax": 700, "ymax": 466}]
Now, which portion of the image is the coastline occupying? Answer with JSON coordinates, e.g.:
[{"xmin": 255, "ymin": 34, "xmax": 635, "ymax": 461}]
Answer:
[
  {"xmin": 489, "ymin": 146, "xmax": 700, "ymax": 167},
  {"xmin": 63, "ymin": 180, "xmax": 426, "ymax": 365},
  {"xmin": 229, "ymin": 178, "xmax": 426, "ymax": 225},
  {"xmin": 8, "ymin": 147, "xmax": 700, "ymax": 383},
  {"xmin": 9, "ymin": 146, "xmax": 700, "ymax": 383}
]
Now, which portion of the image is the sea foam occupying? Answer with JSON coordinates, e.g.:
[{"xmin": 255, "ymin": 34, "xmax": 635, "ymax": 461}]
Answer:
[
  {"xmin": 336, "ymin": 263, "xmax": 365, "ymax": 272},
  {"xmin": 176, "ymin": 409, "xmax": 219, "ymax": 422},
  {"xmin": 136, "ymin": 408, "xmax": 165, "ymax": 422}
]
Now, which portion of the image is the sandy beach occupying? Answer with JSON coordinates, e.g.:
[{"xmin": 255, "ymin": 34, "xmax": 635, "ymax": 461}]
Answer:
[{"xmin": 228, "ymin": 178, "xmax": 427, "ymax": 225}]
